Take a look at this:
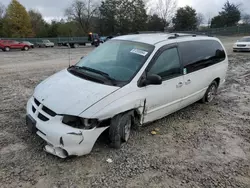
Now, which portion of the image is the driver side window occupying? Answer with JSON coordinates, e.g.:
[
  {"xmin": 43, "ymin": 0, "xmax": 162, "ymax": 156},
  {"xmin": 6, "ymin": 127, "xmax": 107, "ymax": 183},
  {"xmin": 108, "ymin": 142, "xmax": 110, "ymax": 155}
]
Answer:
[{"xmin": 148, "ymin": 47, "xmax": 181, "ymax": 80}]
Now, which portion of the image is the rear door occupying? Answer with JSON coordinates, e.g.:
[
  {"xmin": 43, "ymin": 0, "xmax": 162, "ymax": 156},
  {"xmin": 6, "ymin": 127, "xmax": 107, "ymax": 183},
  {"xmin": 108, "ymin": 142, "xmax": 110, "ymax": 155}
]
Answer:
[
  {"xmin": 143, "ymin": 45, "xmax": 184, "ymax": 123},
  {"xmin": 178, "ymin": 40, "xmax": 226, "ymax": 108}
]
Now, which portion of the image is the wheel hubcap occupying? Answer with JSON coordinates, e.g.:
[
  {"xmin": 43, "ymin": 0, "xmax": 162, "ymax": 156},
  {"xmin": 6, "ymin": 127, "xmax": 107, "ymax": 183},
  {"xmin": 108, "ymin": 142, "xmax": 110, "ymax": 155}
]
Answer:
[
  {"xmin": 207, "ymin": 85, "xmax": 216, "ymax": 102},
  {"xmin": 124, "ymin": 121, "xmax": 131, "ymax": 142}
]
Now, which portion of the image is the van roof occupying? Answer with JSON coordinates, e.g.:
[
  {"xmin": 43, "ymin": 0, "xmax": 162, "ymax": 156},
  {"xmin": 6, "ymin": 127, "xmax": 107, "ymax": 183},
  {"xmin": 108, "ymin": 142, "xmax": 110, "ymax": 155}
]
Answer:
[{"xmin": 114, "ymin": 33, "xmax": 214, "ymax": 45}]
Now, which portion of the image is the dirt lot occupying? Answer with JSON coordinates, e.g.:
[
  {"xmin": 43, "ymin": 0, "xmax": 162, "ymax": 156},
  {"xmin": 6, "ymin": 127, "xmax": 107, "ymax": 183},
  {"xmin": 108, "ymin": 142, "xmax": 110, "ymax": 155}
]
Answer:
[{"xmin": 0, "ymin": 38, "xmax": 250, "ymax": 188}]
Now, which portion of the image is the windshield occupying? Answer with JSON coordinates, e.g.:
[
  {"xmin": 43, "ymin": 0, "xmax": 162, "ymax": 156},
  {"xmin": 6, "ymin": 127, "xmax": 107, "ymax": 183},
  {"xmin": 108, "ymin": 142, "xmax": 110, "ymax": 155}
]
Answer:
[
  {"xmin": 239, "ymin": 37, "xmax": 250, "ymax": 42},
  {"xmin": 74, "ymin": 40, "xmax": 154, "ymax": 82},
  {"xmin": 43, "ymin": 40, "xmax": 49, "ymax": 43}
]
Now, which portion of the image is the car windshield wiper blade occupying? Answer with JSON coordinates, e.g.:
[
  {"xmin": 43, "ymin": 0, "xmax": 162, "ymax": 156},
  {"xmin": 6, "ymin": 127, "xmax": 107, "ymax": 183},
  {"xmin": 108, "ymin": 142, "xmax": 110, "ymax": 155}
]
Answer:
[{"xmin": 70, "ymin": 65, "xmax": 117, "ymax": 85}]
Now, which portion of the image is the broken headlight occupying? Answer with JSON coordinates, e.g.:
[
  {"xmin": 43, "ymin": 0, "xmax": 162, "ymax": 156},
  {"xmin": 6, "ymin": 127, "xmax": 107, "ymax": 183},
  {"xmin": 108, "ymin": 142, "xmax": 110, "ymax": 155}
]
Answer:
[{"xmin": 62, "ymin": 115, "xmax": 98, "ymax": 129}]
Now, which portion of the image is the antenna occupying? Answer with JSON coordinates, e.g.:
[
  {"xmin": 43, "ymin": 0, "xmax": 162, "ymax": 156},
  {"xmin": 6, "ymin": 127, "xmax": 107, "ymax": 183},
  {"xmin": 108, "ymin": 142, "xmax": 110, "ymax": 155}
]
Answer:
[{"xmin": 68, "ymin": 36, "xmax": 71, "ymax": 68}]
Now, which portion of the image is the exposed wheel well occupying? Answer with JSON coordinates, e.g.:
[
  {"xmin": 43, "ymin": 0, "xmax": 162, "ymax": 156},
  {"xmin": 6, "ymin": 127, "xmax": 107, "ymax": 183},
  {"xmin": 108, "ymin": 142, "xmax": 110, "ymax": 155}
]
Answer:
[{"xmin": 214, "ymin": 78, "xmax": 220, "ymax": 87}]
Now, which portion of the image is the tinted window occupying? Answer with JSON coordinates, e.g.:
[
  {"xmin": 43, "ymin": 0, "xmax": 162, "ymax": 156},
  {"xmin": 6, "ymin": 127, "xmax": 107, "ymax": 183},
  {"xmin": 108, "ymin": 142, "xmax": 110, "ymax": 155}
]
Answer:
[
  {"xmin": 148, "ymin": 47, "xmax": 181, "ymax": 79},
  {"xmin": 179, "ymin": 40, "xmax": 226, "ymax": 74}
]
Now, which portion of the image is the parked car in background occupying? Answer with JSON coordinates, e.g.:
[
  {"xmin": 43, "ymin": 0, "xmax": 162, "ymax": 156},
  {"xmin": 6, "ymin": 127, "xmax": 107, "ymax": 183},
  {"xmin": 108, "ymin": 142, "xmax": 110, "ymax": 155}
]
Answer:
[
  {"xmin": 36, "ymin": 40, "xmax": 55, "ymax": 48},
  {"xmin": 233, "ymin": 36, "xmax": 250, "ymax": 52},
  {"xmin": 105, "ymin": 36, "xmax": 113, "ymax": 42},
  {"xmin": 22, "ymin": 41, "xmax": 34, "ymax": 48},
  {"xmin": 100, "ymin": 36, "xmax": 107, "ymax": 43},
  {"xmin": 26, "ymin": 33, "xmax": 228, "ymax": 158},
  {"xmin": 0, "ymin": 40, "xmax": 30, "ymax": 51}
]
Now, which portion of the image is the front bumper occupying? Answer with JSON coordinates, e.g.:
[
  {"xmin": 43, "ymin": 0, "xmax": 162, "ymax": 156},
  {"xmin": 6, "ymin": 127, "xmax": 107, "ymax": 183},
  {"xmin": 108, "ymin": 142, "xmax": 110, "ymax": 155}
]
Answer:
[
  {"xmin": 26, "ymin": 97, "xmax": 108, "ymax": 158},
  {"xmin": 233, "ymin": 47, "xmax": 250, "ymax": 52}
]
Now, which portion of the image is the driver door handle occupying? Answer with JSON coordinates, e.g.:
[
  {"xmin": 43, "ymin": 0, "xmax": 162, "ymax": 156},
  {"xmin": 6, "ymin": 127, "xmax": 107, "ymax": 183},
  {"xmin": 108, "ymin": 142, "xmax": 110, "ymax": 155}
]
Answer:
[
  {"xmin": 176, "ymin": 82, "xmax": 183, "ymax": 88},
  {"xmin": 185, "ymin": 79, "xmax": 191, "ymax": 85}
]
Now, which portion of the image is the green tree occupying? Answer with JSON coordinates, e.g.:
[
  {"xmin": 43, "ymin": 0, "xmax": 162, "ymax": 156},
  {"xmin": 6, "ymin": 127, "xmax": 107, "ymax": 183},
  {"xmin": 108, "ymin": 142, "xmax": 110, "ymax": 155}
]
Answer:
[
  {"xmin": 172, "ymin": 6, "xmax": 197, "ymax": 31},
  {"xmin": 211, "ymin": 0, "xmax": 241, "ymax": 28},
  {"xmin": 130, "ymin": 0, "xmax": 148, "ymax": 32},
  {"xmin": 4, "ymin": 0, "xmax": 33, "ymax": 37},
  {"xmin": 99, "ymin": 0, "xmax": 117, "ymax": 35},
  {"xmin": 147, "ymin": 14, "xmax": 166, "ymax": 31},
  {"xmin": 99, "ymin": 0, "xmax": 148, "ymax": 35},
  {"xmin": 211, "ymin": 15, "xmax": 225, "ymax": 28},
  {"xmin": 28, "ymin": 9, "xmax": 48, "ymax": 37},
  {"xmin": 0, "ymin": 2, "xmax": 6, "ymax": 37}
]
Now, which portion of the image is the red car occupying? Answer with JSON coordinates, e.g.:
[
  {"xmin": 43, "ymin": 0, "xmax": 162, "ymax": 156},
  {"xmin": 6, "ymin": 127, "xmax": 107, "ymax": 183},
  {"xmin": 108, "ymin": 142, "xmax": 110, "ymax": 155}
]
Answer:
[{"xmin": 0, "ymin": 40, "xmax": 30, "ymax": 52}]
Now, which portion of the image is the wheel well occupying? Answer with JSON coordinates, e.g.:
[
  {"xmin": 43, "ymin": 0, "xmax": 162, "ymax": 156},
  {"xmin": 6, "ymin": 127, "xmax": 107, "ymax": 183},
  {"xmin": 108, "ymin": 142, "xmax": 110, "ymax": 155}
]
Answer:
[{"xmin": 214, "ymin": 78, "xmax": 220, "ymax": 87}]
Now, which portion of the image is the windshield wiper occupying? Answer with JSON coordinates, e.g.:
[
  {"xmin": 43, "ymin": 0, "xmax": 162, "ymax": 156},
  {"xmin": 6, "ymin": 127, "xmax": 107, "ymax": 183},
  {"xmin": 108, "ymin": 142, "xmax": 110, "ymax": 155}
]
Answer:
[{"xmin": 70, "ymin": 65, "xmax": 117, "ymax": 85}]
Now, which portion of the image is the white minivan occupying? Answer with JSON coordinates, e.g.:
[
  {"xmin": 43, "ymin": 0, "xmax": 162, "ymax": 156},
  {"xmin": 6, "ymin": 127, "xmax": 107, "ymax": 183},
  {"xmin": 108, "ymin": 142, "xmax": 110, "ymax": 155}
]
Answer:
[{"xmin": 26, "ymin": 33, "xmax": 228, "ymax": 158}]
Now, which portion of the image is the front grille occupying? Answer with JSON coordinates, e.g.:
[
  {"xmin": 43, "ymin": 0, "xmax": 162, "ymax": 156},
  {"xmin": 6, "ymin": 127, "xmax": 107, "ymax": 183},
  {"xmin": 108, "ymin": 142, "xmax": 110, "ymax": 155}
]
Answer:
[
  {"xmin": 32, "ymin": 106, "xmax": 36, "ymax": 113},
  {"xmin": 38, "ymin": 113, "xmax": 49, "ymax": 121},
  {"xmin": 237, "ymin": 44, "xmax": 246, "ymax": 47},
  {"xmin": 42, "ymin": 105, "xmax": 56, "ymax": 117},
  {"xmin": 32, "ymin": 97, "xmax": 57, "ymax": 122},
  {"xmin": 34, "ymin": 98, "xmax": 41, "ymax": 106}
]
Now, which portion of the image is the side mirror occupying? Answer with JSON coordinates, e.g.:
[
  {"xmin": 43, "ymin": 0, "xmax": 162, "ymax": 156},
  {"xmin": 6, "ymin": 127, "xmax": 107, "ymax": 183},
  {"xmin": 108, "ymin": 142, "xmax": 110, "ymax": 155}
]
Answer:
[
  {"xmin": 139, "ymin": 74, "xmax": 162, "ymax": 87},
  {"xmin": 80, "ymin": 56, "xmax": 84, "ymax": 59}
]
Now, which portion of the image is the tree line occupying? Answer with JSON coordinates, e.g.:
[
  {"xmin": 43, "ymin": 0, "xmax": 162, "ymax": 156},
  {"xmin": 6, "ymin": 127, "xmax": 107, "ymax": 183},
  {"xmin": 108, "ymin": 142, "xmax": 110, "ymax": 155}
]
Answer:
[{"xmin": 0, "ymin": 0, "xmax": 247, "ymax": 38}]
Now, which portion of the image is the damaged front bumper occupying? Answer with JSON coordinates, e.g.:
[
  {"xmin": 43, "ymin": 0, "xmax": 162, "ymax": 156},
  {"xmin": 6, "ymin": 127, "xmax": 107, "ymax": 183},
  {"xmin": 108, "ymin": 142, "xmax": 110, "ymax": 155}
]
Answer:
[{"xmin": 26, "ymin": 98, "xmax": 109, "ymax": 158}]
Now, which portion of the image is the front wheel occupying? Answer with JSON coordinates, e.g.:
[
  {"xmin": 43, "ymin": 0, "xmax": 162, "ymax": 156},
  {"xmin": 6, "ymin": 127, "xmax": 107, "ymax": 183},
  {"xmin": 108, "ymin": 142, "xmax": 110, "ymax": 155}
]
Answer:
[
  {"xmin": 109, "ymin": 113, "xmax": 132, "ymax": 149},
  {"xmin": 202, "ymin": 81, "xmax": 218, "ymax": 103}
]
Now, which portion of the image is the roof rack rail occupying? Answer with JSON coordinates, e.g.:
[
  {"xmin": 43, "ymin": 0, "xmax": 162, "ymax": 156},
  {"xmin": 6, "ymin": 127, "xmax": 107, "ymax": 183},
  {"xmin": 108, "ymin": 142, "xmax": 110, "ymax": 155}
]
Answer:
[
  {"xmin": 168, "ymin": 32, "xmax": 214, "ymax": 39},
  {"xmin": 168, "ymin": 33, "xmax": 197, "ymax": 39}
]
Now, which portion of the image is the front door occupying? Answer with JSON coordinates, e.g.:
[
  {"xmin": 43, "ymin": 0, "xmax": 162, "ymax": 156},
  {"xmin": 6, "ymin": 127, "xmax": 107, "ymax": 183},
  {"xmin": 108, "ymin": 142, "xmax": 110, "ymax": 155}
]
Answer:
[{"xmin": 143, "ymin": 46, "xmax": 184, "ymax": 123}]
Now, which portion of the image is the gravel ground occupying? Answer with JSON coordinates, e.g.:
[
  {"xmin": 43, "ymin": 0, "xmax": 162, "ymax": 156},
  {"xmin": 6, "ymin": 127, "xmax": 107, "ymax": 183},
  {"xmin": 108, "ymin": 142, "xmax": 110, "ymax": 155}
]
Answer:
[{"xmin": 0, "ymin": 38, "xmax": 250, "ymax": 188}]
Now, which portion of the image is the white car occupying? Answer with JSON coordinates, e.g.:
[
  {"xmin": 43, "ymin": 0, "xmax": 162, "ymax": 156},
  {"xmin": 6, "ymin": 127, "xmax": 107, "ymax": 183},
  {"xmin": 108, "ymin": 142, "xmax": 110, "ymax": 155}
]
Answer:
[
  {"xmin": 37, "ymin": 40, "xmax": 55, "ymax": 48},
  {"xmin": 22, "ymin": 41, "xmax": 34, "ymax": 48},
  {"xmin": 26, "ymin": 33, "xmax": 228, "ymax": 158},
  {"xmin": 233, "ymin": 36, "xmax": 250, "ymax": 52}
]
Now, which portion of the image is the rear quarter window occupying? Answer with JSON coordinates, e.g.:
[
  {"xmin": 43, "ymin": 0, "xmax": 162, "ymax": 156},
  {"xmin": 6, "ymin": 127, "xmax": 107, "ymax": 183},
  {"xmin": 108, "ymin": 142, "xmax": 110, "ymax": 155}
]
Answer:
[{"xmin": 179, "ymin": 40, "xmax": 226, "ymax": 74}]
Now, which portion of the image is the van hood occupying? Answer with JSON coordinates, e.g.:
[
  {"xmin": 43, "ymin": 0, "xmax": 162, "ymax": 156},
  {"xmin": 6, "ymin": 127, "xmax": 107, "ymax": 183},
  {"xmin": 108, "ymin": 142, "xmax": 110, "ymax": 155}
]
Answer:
[{"xmin": 34, "ymin": 69, "xmax": 119, "ymax": 116}]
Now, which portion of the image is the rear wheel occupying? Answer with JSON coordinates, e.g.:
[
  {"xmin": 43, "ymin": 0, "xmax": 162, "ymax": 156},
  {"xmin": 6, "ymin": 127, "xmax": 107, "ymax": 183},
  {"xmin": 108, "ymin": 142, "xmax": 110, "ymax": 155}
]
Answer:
[
  {"xmin": 202, "ymin": 81, "xmax": 218, "ymax": 103},
  {"xmin": 4, "ymin": 47, "xmax": 10, "ymax": 52},
  {"xmin": 24, "ymin": 46, "xmax": 29, "ymax": 51},
  {"xmin": 109, "ymin": 113, "xmax": 132, "ymax": 149},
  {"xmin": 73, "ymin": 43, "xmax": 79, "ymax": 48}
]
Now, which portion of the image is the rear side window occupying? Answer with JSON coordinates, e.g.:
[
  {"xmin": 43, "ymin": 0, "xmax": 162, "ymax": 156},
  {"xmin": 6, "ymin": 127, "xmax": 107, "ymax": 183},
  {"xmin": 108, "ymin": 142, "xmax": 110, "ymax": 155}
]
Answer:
[{"xmin": 179, "ymin": 40, "xmax": 226, "ymax": 74}]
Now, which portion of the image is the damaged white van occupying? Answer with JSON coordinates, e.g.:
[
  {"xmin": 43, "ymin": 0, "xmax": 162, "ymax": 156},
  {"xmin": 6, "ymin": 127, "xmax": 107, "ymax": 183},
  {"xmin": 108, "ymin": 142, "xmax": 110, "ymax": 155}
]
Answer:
[{"xmin": 26, "ymin": 33, "xmax": 228, "ymax": 158}]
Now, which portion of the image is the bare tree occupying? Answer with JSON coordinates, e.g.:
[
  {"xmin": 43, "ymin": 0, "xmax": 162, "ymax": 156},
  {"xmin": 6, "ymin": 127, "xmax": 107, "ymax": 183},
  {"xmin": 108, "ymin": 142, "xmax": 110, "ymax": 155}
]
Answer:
[
  {"xmin": 0, "ymin": 2, "xmax": 5, "ymax": 19},
  {"xmin": 65, "ymin": 0, "xmax": 99, "ymax": 34},
  {"xmin": 206, "ymin": 12, "xmax": 212, "ymax": 28},
  {"xmin": 196, "ymin": 13, "xmax": 204, "ymax": 26},
  {"xmin": 242, "ymin": 14, "xmax": 250, "ymax": 24},
  {"xmin": 155, "ymin": 0, "xmax": 177, "ymax": 25}
]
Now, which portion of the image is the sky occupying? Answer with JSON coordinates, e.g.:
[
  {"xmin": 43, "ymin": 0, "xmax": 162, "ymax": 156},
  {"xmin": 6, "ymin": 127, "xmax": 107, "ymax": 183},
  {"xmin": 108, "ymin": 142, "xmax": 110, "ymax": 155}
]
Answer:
[{"xmin": 1, "ymin": 0, "xmax": 250, "ymax": 22}]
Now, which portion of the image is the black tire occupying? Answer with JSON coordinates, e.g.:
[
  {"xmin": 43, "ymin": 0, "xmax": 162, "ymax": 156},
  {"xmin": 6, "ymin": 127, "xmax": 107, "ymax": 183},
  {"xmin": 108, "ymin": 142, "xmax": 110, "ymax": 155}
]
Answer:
[
  {"xmin": 202, "ymin": 81, "xmax": 218, "ymax": 103},
  {"xmin": 4, "ymin": 46, "xmax": 10, "ymax": 52},
  {"xmin": 73, "ymin": 43, "xmax": 79, "ymax": 48},
  {"xmin": 109, "ymin": 113, "xmax": 132, "ymax": 149},
  {"xmin": 24, "ymin": 46, "xmax": 29, "ymax": 51}
]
